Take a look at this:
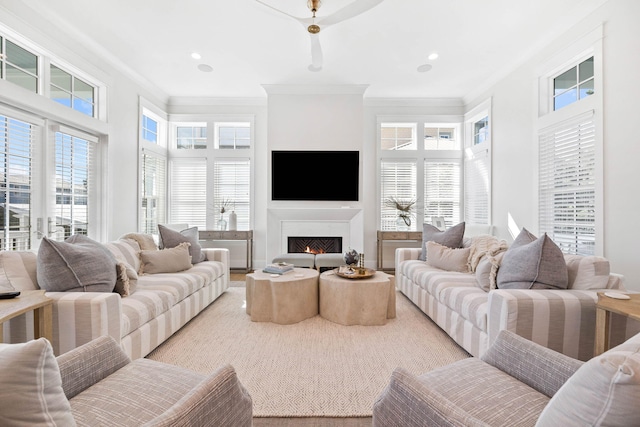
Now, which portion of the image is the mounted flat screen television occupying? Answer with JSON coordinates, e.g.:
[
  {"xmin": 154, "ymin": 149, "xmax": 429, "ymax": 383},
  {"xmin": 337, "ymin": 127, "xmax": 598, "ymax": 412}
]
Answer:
[{"xmin": 272, "ymin": 150, "xmax": 359, "ymax": 201}]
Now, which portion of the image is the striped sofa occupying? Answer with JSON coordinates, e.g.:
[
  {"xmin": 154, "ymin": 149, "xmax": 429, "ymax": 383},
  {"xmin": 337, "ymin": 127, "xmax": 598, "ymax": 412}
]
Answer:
[
  {"xmin": 2, "ymin": 238, "xmax": 230, "ymax": 359},
  {"xmin": 395, "ymin": 245, "xmax": 635, "ymax": 361}
]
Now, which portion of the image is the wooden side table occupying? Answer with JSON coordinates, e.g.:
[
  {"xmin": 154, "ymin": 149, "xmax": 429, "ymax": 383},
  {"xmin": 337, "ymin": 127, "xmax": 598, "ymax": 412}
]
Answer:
[
  {"xmin": 376, "ymin": 230, "xmax": 422, "ymax": 272},
  {"xmin": 0, "ymin": 290, "xmax": 53, "ymax": 344},
  {"xmin": 595, "ymin": 292, "xmax": 640, "ymax": 355},
  {"xmin": 199, "ymin": 230, "xmax": 254, "ymax": 273}
]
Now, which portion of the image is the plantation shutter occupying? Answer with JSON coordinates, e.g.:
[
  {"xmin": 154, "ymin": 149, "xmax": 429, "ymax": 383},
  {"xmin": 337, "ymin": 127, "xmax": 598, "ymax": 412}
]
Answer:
[
  {"xmin": 169, "ymin": 158, "xmax": 207, "ymax": 228},
  {"xmin": 0, "ymin": 114, "xmax": 34, "ymax": 250},
  {"xmin": 464, "ymin": 147, "xmax": 490, "ymax": 225},
  {"xmin": 539, "ymin": 110, "xmax": 595, "ymax": 255},
  {"xmin": 140, "ymin": 151, "xmax": 166, "ymax": 235},
  {"xmin": 380, "ymin": 160, "xmax": 416, "ymax": 231},
  {"xmin": 54, "ymin": 131, "xmax": 94, "ymax": 240},
  {"xmin": 213, "ymin": 159, "xmax": 250, "ymax": 230},
  {"xmin": 424, "ymin": 161, "xmax": 461, "ymax": 227}
]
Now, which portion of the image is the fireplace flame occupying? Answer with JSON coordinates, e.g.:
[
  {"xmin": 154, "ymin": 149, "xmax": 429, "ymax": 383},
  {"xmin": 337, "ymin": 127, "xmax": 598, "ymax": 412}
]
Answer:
[{"xmin": 304, "ymin": 246, "xmax": 326, "ymax": 254}]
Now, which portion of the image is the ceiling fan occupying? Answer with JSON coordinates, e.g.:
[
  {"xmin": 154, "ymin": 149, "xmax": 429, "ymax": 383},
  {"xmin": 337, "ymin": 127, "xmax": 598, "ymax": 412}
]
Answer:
[{"xmin": 255, "ymin": 0, "xmax": 384, "ymax": 71}]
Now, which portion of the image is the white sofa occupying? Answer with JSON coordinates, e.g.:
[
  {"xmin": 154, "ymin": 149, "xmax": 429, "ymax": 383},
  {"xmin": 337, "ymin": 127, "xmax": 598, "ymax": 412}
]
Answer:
[
  {"xmin": 1, "ymin": 236, "xmax": 230, "ymax": 359},
  {"xmin": 395, "ymin": 237, "xmax": 636, "ymax": 361}
]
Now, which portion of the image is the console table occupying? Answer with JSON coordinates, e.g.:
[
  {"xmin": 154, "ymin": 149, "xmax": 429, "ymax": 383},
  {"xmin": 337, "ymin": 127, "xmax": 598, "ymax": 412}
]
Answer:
[
  {"xmin": 199, "ymin": 230, "xmax": 253, "ymax": 273},
  {"xmin": 377, "ymin": 230, "xmax": 422, "ymax": 272}
]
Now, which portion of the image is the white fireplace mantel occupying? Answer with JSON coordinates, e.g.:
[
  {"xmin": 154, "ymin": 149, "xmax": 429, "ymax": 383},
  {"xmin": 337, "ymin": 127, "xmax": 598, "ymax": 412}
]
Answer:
[{"xmin": 266, "ymin": 208, "xmax": 364, "ymax": 264}]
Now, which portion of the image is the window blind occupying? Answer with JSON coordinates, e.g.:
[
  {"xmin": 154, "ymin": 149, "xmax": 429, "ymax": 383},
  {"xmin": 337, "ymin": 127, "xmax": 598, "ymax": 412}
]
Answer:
[
  {"xmin": 169, "ymin": 158, "xmax": 207, "ymax": 228},
  {"xmin": 464, "ymin": 148, "xmax": 490, "ymax": 225},
  {"xmin": 380, "ymin": 160, "xmax": 417, "ymax": 230},
  {"xmin": 213, "ymin": 159, "xmax": 250, "ymax": 230},
  {"xmin": 54, "ymin": 132, "xmax": 93, "ymax": 240},
  {"xmin": 539, "ymin": 110, "xmax": 595, "ymax": 255},
  {"xmin": 140, "ymin": 152, "xmax": 166, "ymax": 235},
  {"xmin": 424, "ymin": 161, "xmax": 461, "ymax": 227},
  {"xmin": 0, "ymin": 114, "xmax": 33, "ymax": 250}
]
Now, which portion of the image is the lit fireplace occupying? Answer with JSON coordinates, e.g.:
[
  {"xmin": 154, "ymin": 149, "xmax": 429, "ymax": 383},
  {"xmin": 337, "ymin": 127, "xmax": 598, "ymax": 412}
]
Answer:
[{"xmin": 288, "ymin": 236, "xmax": 342, "ymax": 254}]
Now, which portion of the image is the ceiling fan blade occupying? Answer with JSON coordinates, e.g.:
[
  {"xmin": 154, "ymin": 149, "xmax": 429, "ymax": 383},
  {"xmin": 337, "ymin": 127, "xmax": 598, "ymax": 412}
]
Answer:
[
  {"xmin": 318, "ymin": 0, "xmax": 385, "ymax": 27},
  {"xmin": 254, "ymin": 0, "xmax": 312, "ymax": 25},
  {"xmin": 309, "ymin": 33, "xmax": 323, "ymax": 71}
]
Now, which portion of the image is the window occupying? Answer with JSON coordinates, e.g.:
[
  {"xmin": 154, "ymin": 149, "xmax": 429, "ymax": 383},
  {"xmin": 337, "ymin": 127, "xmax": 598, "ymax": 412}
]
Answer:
[
  {"xmin": 176, "ymin": 123, "xmax": 207, "ymax": 149},
  {"xmin": 54, "ymin": 131, "xmax": 93, "ymax": 240},
  {"xmin": 539, "ymin": 111, "xmax": 595, "ymax": 255},
  {"xmin": 1, "ymin": 37, "xmax": 38, "ymax": 93},
  {"xmin": 140, "ymin": 152, "xmax": 166, "ymax": 235},
  {"xmin": 553, "ymin": 56, "xmax": 594, "ymax": 111},
  {"xmin": 378, "ymin": 120, "xmax": 462, "ymax": 230},
  {"xmin": 464, "ymin": 100, "xmax": 492, "ymax": 226},
  {"xmin": 0, "ymin": 113, "xmax": 33, "ymax": 250},
  {"xmin": 212, "ymin": 159, "xmax": 251, "ymax": 230},
  {"xmin": 142, "ymin": 114, "xmax": 159, "ymax": 144},
  {"xmin": 50, "ymin": 64, "xmax": 96, "ymax": 117},
  {"xmin": 169, "ymin": 158, "xmax": 206, "ymax": 228},
  {"xmin": 215, "ymin": 122, "xmax": 250, "ymax": 149}
]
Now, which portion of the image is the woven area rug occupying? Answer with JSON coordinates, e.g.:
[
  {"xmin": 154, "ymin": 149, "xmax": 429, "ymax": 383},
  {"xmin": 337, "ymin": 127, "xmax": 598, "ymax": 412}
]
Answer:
[{"xmin": 147, "ymin": 283, "xmax": 469, "ymax": 417}]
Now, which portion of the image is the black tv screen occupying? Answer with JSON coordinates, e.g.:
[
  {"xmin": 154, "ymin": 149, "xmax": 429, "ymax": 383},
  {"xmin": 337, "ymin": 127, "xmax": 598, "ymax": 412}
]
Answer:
[{"xmin": 272, "ymin": 150, "xmax": 359, "ymax": 201}]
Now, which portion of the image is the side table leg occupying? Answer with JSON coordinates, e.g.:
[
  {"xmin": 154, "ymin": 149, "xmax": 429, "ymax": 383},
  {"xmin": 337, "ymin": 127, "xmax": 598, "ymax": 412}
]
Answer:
[
  {"xmin": 595, "ymin": 307, "xmax": 609, "ymax": 356},
  {"xmin": 34, "ymin": 304, "xmax": 54, "ymax": 344}
]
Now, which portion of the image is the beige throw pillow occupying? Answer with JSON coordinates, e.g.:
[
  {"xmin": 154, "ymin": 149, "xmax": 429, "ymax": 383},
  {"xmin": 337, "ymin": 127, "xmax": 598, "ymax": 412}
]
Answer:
[
  {"xmin": 120, "ymin": 232, "xmax": 158, "ymax": 251},
  {"xmin": 564, "ymin": 254, "xmax": 611, "ymax": 290},
  {"xmin": 139, "ymin": 242, "xmax": 193, "ymax": 274},
  {"xmin": 425, "ymin": 241, "xmax": 471, "ymax": 273},
  {"xmin": 0, "ymin": 338, "xmax": 77, "ymax": 426}
]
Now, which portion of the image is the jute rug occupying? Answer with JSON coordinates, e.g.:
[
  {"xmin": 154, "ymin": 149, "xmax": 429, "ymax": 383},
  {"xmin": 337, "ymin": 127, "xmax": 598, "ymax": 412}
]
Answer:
[{"xmin": 147, "ymin": 283, "xmax": 469, "ymax": 417}]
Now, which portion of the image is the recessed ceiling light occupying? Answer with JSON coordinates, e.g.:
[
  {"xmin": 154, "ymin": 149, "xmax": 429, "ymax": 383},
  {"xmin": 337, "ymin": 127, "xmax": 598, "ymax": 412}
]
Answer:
[
  {"xmin": 428, "ymin": 53, "xmax": 439, "ymax": 60},
  {"xmin": 417, "ymin": 64, "xmax": 433, "ymax": 73},
  {"xmin": 191, "ymin": 52, "xmax": 202, "ymax": 60},
  {"xmin": 198, "ymin": 64, "xmax": 213, "ymax": 72}
]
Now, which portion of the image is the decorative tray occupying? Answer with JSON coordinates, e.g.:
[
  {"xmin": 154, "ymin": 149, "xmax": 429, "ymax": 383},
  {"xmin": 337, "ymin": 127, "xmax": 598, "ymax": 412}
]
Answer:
[{"xmin": 333, "ymin": 266, "xmax": 376, "ymax": 280}]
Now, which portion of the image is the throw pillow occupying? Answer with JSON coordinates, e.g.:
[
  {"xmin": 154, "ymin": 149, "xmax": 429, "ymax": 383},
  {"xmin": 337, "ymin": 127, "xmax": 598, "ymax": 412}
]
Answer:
[
  {"xmin": 425, "ymin": 241, "xmax": 471, "ymax": 273},
  {"xmin": 496, "ymin": 228, "xmax": 568, "ymax": 290},
  {"xmin": 120, "ymin": 232, "xmax": 158, "ymax": 251},
  {"xmin": 419, "ymin": 221, "xmax": 466, "ymax": 261},
  {"xmin": 158, "ymin": 224, "xmax": 206, "ymax": 264},
  {"xmin": 139, "ymin": 242, "xmax": 193, "ymax": 274},
  {"xmin": 475, "ymin": 256, "xmax": 492, "ymax": 291},
  {"xmin": 564, "ymin": 254, "xmax": 611, "ymax": 290},
  {"xmin": 113, "ymin": 262, "xmax": 138, "ymax": 296},
  {"xmin": 535, "ymin": 332, "xmax": 640, "ymax": 426},
  {"xmin": 37, "ymin": 235, "xmax": 117, "ymax": 292},
  {"xmin": 0, "ymin": 338, "xmax": 77, "ymax": 426}
]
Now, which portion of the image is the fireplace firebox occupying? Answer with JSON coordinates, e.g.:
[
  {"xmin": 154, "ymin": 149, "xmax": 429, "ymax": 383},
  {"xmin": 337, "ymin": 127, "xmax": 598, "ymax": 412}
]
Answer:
[{"xmin": 287, "ymin": 236, "xmax": 342, "ymax": 254}]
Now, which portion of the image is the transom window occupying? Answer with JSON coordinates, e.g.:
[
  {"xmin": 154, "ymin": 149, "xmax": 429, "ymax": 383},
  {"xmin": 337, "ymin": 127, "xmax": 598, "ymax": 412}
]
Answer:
[
  {"xmin": 424, "ymin": 125, "xmax": 459, "ymax": 150},
  {"xmin": 215, "ymin": 122, "xmax": 250, "ymax": 149},
  {"xmin": 142, "ymin": 114, "xmax": 159, "ymax": 144},
  {"xmin": 0, "ymin": 37, "xmax": 38, "ymax": 93},
  {"xmin": 50, "ymin": 64, "xmax": 96, "ymax": 117},
  {"xmin": 553, "ymin": 56, "xmax": 594, "ymax": 111},
  {"xmin": 176, "ymin": 123, "xmax": 207, "ymax": 149},
  {"xmin": 381, "ymin": 123, "xmax": 416, "ymax": 150}
]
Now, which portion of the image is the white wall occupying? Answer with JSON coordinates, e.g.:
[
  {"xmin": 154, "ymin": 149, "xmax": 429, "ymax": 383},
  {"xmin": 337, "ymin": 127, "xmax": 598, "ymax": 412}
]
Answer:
[{"xmin": 466, "ymin": 0, "xmax": 640, "ymax": 289}]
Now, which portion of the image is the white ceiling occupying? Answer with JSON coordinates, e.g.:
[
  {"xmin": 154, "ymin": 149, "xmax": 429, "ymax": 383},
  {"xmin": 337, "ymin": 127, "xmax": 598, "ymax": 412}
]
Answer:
[{"xmin": 17, "ymin": 0, "xmax": 608, "ymax": 100}]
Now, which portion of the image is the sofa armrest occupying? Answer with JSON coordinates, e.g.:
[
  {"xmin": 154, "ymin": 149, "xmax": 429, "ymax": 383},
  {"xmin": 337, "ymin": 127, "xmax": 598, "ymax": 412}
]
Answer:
[
  {"xmin": 46, "ymin": 291, "xmax": 122, "ymax": 356},
  {"xmin": 372, "ymin": 367, "xmax": 489, "ymax": 427},
  {"xmin": 202, "ymin": 248, "xmax": 230, "ymax": 283},
  {"xmin": 142, "ymin": 364, "xmax": 252, "ymax": 427},
  {"xmin": 481, "ymin": 330, "xmax": 583, "ymax": 398},
  {"xmin": 57, "ymin": 335, "xmax": 131, "ymax": 400},
  {"xmin": 395, "ymin": 247, "xmax": 422, "ymax": 265}
]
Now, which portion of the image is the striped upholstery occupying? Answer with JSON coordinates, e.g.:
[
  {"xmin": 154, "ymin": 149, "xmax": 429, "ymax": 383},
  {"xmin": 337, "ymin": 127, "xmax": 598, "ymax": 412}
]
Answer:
[
  {"xmin": 395, "ymin": 246, "xmax": 638, "ymax": 361},
  {"xmin": 3, "ymin": 240, "xmax": 230, "ymax": 359}
]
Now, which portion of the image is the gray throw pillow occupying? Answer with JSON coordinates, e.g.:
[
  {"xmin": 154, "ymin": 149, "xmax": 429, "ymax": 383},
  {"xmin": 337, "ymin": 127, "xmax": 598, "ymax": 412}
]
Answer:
[
  {"xmin": 497, "ymin": 228, "xmax": 568, "ymax": 290},
  {"xmin": 419, "ymin": 221, "xmax": 465, "ymax": 261},
  {"xmin": 37, "ymin": 235, "xmax": 117, "ymax": 292},
  {"xmin": 158, "ymin": 224, "xmax": 206, "ymax": 264}
]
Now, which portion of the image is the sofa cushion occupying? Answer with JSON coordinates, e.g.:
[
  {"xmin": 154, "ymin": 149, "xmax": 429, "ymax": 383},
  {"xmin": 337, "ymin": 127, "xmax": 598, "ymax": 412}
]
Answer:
[
  {"xmin": 158, "ymin": 224, "xmax": 206, "ymax": 264},
  {"xmin": 0, "ymin": 250, "xmax": 38, "ymax": 291},
  {"xmin": 139, "ymin": 243, "xmax": 193, "ymax": 274},
  {"xmin": 497, "ymin": 228, "xmax": 568, "ymax": 290},
  {"xmin": 426, "ymin": 241, "xmax": 471, "ymax": 273},
  {"xmin": 37, "ymin": 235, "xmax": 117, "ymax": 293},
  {"xmin": 0, "ymin": 338, "xmax": 76, "ymax": 426},
  {"xmin": 120, "ymin": 289, "xmax": 176, "ymax": 337},
  {"xmin": 564, "ymin": 254, "xmax": 610, "ymax": 290},
  {"xmin": 536, "ymin": 332, "xmax": 640, "ymax": 426},
  {"xmin": 419, "ymin": 221, "xmax": 465, "ymax": 261}
]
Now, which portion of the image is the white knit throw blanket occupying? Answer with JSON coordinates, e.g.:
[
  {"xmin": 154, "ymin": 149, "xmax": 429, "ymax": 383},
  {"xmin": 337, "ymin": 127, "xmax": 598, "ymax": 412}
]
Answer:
[{"xmin": 467, "ymin": 235, "xmax": 509, "ymax": 273}]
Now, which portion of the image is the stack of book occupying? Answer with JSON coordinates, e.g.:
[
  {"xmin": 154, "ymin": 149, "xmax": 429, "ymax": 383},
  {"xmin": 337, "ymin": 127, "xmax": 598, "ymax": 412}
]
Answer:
[{"xmin": 263, "ymin": 262, "xmax": 295, "ymax": 275}]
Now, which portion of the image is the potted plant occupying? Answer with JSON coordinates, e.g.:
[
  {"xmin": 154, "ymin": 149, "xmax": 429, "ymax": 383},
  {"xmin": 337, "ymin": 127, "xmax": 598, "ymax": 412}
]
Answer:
[{"xmin": 384, "ymin": 196, "xmax": 417, "ymax": 230}]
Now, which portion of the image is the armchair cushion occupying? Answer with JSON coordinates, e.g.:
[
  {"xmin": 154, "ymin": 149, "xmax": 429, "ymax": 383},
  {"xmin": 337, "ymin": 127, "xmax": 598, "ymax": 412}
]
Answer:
[{"xmin": 0, "ymin": 338, "xmax": 76, "ymax": 426}]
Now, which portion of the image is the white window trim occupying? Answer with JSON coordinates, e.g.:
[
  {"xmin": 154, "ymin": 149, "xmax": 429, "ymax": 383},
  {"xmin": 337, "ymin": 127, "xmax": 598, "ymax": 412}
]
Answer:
[
  {"xmin": 463, "ymin": 98, "xmax": 492, "ymax": 227},
  {"xmin": 535, "ymin": 25, "xmax": 604, "ymax": 255}
]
